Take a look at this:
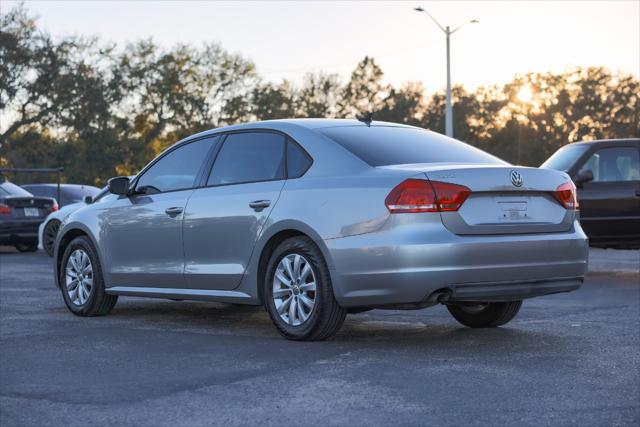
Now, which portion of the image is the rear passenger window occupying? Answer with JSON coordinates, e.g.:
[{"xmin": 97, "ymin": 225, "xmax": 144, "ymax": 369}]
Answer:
[
  {"xmin": 287, "ymin": 140, "xmax": 312, "ymax": 178},
  {"xmin": 208, "ymin": 132, "xmax": 285, "ymax": 186}
]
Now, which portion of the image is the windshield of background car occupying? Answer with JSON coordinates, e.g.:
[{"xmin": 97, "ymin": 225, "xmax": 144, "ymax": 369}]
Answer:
[
  {"xmin": 318, "ymin": 126, "xmax": 506, "ymax": 166},
  {"xmin": 61, "ymin": 186, "xmax": 100, "ymax": 203},
  {"xmin": 540, "ymin": 144, "xmax": 590, "ymax": 171}
]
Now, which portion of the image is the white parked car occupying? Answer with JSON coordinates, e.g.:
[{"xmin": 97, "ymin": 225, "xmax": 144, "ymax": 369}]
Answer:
[{"xmin": 39, "ymin": 187, "xmax": 108, "ymax": 256}]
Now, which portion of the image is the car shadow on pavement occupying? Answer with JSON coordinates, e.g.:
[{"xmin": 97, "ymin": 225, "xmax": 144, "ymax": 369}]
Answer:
[
  {"xmin": 75, "ymin": 299, "xmax": 573, "ymax": 351},
  {"xmin": 0, "ymin": 245, "xmax": 23, "ymax": 254}
]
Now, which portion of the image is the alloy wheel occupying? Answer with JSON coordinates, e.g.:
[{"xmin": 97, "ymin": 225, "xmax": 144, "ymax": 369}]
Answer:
[
  {"xmin": 65, "ymin": 249, "xmax": 94, "ymax": 306},
  {"xmin": 272, "ymin": 253, "xmax": 317, "ymax": 326}
]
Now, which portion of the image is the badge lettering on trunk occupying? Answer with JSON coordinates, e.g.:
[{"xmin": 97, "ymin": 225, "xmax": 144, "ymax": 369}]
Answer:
[{"xmin": 510, "ymin": 170, "xmax": 523, "ymax": 187}]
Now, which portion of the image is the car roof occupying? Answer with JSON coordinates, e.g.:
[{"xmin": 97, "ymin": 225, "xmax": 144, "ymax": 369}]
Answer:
[
  {"xmin": 22, "ymin": 183, "xmax": 98, "ymax": 189},
  {"xmin": 253, "ymin": 118, "xmax": 414, "ymax": 130},
  {"xmin": 184, "ymin": 119, "xmax": 414, "ymax": 141}
]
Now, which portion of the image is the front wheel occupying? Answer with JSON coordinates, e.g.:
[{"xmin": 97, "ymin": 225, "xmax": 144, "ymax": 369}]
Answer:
[
  {"xmin": 43, "ymin": 219, "xmax": 61, "ymax": 256},
  {"xmin": 447, "ymin": 301, "xmax": 522, "ymax": 328},
  {"xmin": 264, "ymin": 236, "xmax": 346, "ymax": 341},
  {"xmin": 59, "ymin": 236, "xmax": 117, "ymax": 316}
]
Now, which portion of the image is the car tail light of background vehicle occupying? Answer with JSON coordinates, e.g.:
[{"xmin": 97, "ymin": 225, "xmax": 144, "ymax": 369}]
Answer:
[
  {"xmin": 51, "ymin": 200, "xmax": 59, "ymax": 212},
  {"xmin": 385, "ymin": 179, "xmax": 471, "ymax": 213},
  {"xmin": 553, "ymin": 181, "xmax": 579, "ymax": 210},
  {"xmin": 0, "ymin": 204, "xmax": 11, "ymax": 215}
]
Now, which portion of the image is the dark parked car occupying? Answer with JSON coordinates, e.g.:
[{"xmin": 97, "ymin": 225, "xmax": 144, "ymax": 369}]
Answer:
[
  {"xmin": 541, "ymin": 138, "xmax": 640, "ymax": 248},
  {"xmin": 0, "ymin": 180, "xmax": 58, "ymax": 252},
  {"xmin": 21, "ymin": 184, "xmax": 100, "ymax": 207}
]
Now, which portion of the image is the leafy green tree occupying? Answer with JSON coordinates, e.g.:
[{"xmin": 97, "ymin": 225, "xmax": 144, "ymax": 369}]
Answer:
[
  {"xmin": 338, "ymin": 56, "xmax": 389, "ymax": 118},
  {"xmin": 252, "ymin": 80, "xmax": 297, "ymax": 120},
  {"xmin": 1, "ymin": 4, "xmax": 638, "ymax": 184},
  {"xmin": 377, "ymin": 82, "xmax": 426, "ymax": 126},
  {"xmin": 297, "ymin": 72, "xmax": 342, "ymax": 118},
  {"xmin": 0, "ymin": 5, "xmax": 87, "ymax": 145}
]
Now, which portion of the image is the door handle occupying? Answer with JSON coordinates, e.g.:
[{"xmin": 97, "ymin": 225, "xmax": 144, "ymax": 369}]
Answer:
[
  {"xmin": 165, "ymin": 207, "xmax": 183, "ymax": 216},
  {"xmin": 249, "ymin": 200, "xmax": 271, "ymax": 211}
]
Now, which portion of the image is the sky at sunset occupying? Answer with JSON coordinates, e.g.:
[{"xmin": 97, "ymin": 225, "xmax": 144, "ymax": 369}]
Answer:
[{"xmin": 7, "ymin": 0, "xmax": 640, "ymax": 95}]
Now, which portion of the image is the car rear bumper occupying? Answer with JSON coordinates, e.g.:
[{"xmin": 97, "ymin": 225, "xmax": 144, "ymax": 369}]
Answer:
[
  {"xmin": 0, "ymin": 221, "xmax": 41, "ymax": 245},
  {"xmin": 325, "ymin": 217, "xmax": 589, "ymax": 307},
  {"xmin": 442, "ymin": 277, "xmax": 582, "ymax": 302}
]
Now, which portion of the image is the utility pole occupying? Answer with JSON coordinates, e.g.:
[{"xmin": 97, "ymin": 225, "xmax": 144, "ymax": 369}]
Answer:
[
  {"xmin": 414, "ymin": 6, "xmax": 478, "ymax": 138},
  {"xmin": 445, "ymin": 25, "xmax": 452, "ymax": 137}
]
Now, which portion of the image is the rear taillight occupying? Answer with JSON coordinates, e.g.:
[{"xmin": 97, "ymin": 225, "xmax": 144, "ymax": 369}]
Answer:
[
  {"xmin": 385, "ymin": 179, "xmax": 437, "ymax": 213},
  {"xmin": 553, "ymin": 181, "xmax": 579, "ymax": 210},
  {"xmin": 385, "ymin": 179, "xmax": 470, "ymax": 213},
  {"xmin": 0, "ymin": 203, "xmax": 11, "ymax": 215},
  {"xmin": 430, "ymin": 181, "xmax": 471, "ymax": 211},
  {"xmin": 50, "ymin": 201, "xmax": 59, "ymax": 212}
]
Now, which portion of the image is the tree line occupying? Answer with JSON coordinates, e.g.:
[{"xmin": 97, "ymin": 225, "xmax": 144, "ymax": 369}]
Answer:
[{"xmin": 1, "ymin": 5, "xmax": 638, "ymax": 185}]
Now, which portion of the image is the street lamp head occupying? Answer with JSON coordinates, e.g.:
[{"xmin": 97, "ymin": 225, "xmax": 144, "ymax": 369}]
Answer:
[{"xmin": 414, "ymin": 6, "xmax": 424, "ymax": 12}]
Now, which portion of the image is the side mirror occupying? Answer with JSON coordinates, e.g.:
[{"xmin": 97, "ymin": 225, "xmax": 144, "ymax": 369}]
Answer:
[
  {"xmin": 83, "ymin": 195, "xmax": 93, "ymax": 204},
  {"xmin": 108, "ymin": 176, "xmax": 130, "ymax": 196},
  {"xmin": 574, "ymin": 169, "xmax": 594, "ymax": 186}
]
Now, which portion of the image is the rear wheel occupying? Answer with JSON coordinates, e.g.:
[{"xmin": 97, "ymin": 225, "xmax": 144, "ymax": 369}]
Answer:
[
  {"xmin": 15, "ymin": 242, "xmax": 38, "ymax": 252},
  {"xmin": 264, "ymin": 236, "xmax": 346, "ymax": 341},
  {"xmin": 43, "ymin": 219, "xmax": 60, "ymax": 256},
  {"xmin": 447, "ymin": 301, "xmax": 522, "ymax": 328},
  {"xmin": 60, "ymin": 236, "xmax": 117, "ymax": 316}
]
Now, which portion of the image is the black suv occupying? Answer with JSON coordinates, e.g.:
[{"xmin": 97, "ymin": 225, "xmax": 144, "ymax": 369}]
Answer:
[{"xmin": 541, "ymin": 138, "xmax": 639, "ymax": 248}]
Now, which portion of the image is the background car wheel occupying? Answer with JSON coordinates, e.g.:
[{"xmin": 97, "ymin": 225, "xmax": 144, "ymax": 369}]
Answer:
[
  {"xmin": 43, "ymin": 220, "xmax": 60, "ymax": 257},
  {"xmin": 59, "ymin": 236, "xmax": 117, "ymax": 316},
  {"xmin": 264, "ymin": 236, "xmax": 346, "ymax": 341},
  {"xmin": 447, "ymin": 301, "xmax": 522, "ymax": 328},
  {"xmin": 15, "ymin": 242, "xmax": 38, "ymax": 252}
]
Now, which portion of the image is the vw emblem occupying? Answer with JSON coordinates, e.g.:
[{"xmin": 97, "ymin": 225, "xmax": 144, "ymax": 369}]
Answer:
[
  {"xmin": 510, "ymin": 170, "xmax": 523, "ymax": 187},
  {"xmin": 30, "ymin": 199, "xmax": 34, "ymax": 205}
]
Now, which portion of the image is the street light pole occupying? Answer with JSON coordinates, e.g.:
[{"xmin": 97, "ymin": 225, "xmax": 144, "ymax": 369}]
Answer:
[
  {"xmin": 445, "ymin": 26, "xmax": 452, "ymax": 137},
  {"xmin": 414, "ymin": 6, "xmax": 478, "ymax": 138}
]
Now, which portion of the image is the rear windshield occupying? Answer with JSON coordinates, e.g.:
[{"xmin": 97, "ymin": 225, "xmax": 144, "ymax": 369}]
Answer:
[
  {"xmin": 540, "ymin": 144, "xmax": 590, "ymax": 171},
  {"xmin": 318, "ymin": 126, "xmax": 505, "ymax": 167},
  {"xmin": 22, "ymin": 185, "xmax": 100, "ymax": 204},
  {"xmin": 0, "ymin": 182, "xmax": 33, "ymax": 197}
]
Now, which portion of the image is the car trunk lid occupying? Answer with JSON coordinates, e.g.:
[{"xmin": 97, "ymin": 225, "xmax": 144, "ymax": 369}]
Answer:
[
  {"xmin": 1, "ymin": 196, "xmax": 56, "ymax": 220},
  {"xmin": 381, "ymin": 163, "xmax": 576, "ymax": 235}
]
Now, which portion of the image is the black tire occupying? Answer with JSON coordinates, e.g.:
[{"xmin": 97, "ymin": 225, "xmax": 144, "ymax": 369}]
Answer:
[
  {"xmin": 447, "ymin": 301, "xmax": 522, "ymax": 328},
  {"xmin": 264, "ymin": 236, "xmax": 346, "ymax": 341},
  {"xmin": 59, "ymin": 236, "xmax": 117, "ymax": 316},
  {"xmin": 43, "ymin": 219, "xmax": 60, "ymax": 257},
  {"xmin": 15, "ymin": 242, "xmax": 38, "ymax": 252}
]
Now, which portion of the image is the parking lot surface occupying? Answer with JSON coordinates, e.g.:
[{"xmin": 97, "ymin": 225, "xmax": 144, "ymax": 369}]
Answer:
[{"xmin": 1, "ymin": 249, "xmax": 638, "ymax": 426}]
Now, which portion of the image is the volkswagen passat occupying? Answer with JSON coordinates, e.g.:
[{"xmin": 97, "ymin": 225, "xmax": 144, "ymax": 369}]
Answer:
[{"xmin": 54, "ymin": 119, "xmax": 588, "ymax": 340}]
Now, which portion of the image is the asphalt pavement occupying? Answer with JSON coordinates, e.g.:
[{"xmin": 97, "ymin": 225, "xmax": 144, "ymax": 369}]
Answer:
[{"xmin": 0, "ymin": 248, "xmax": 638, "ymax": 426}]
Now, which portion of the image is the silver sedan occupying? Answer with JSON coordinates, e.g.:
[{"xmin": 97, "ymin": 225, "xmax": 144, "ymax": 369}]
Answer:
[{"xmin": 53, "ymin": 119, "xmax": 588, "ymax": 340}]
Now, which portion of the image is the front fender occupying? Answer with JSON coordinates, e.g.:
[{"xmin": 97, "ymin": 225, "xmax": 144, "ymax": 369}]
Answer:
[{"xmin": 53, "ymin": 221, "xmax": 100, "ymax": 289}]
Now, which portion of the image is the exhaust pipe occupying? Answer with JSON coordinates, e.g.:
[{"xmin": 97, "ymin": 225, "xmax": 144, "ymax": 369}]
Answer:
[{"xmin": 426, "ymin": 289, "xmax": 452, "ymax": 304}]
